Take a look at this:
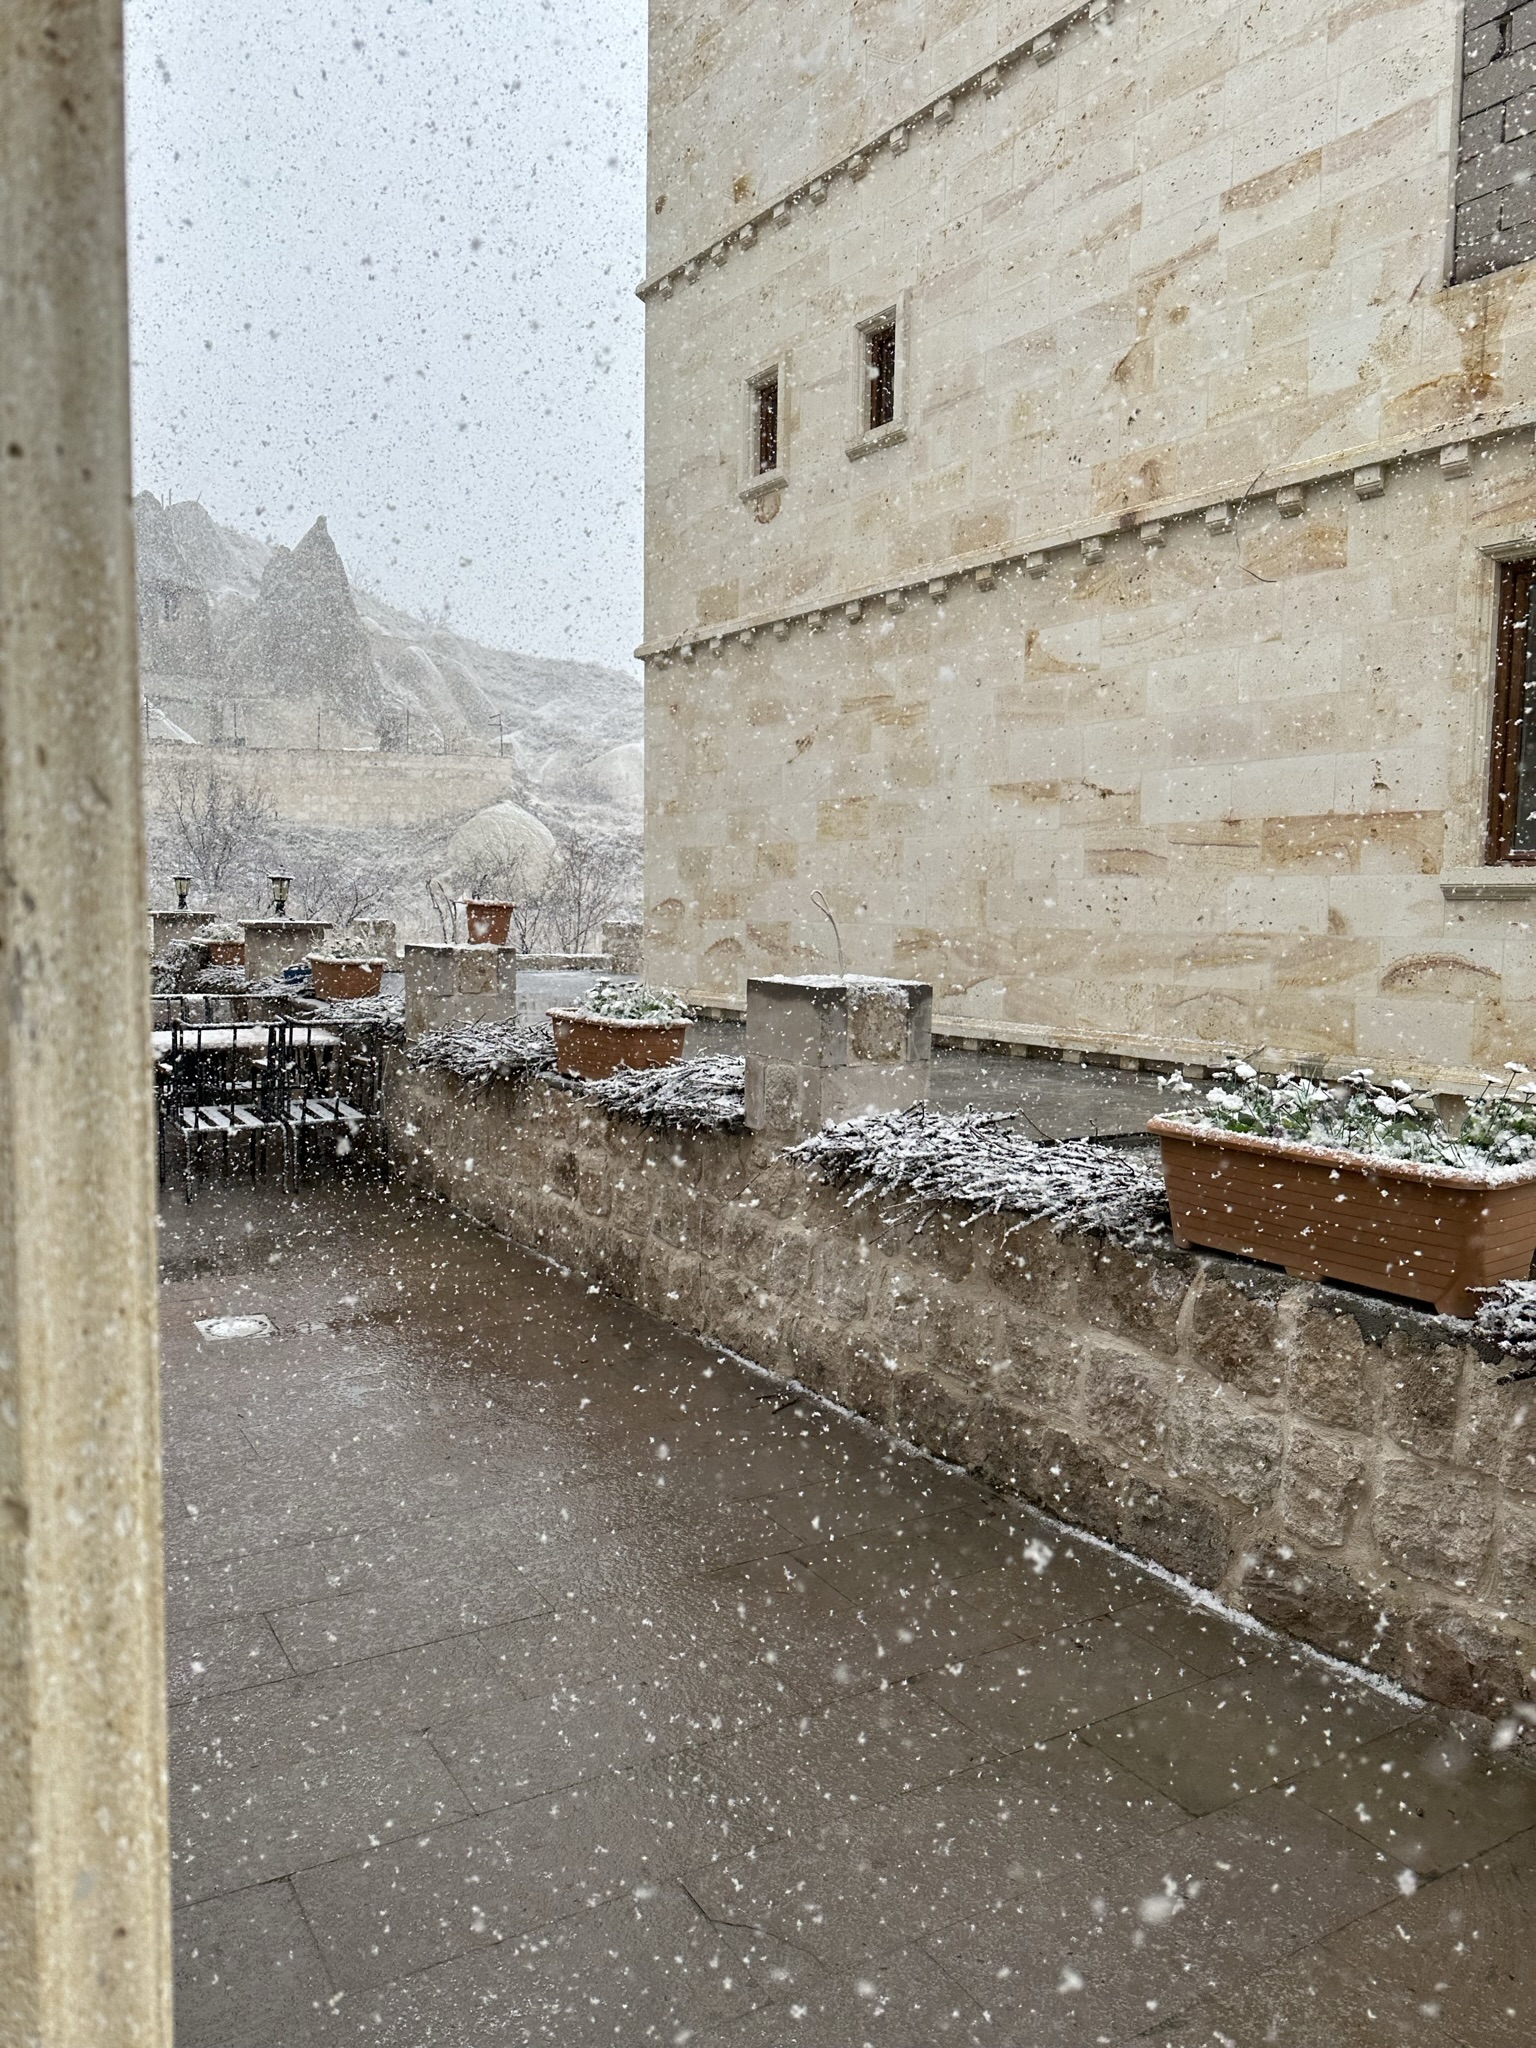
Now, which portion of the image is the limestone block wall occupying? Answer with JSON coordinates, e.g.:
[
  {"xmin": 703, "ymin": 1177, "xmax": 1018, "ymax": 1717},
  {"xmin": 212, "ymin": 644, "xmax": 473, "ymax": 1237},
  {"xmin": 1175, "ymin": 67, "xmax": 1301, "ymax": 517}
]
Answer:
[
  {"xmin": 144, "ymin": 744, "xmax": 526, "ymax": 832},
  {"xmin": 387, "ymin": 1063, "xmax": 1536, "ymax": 1723},
  {"xmin": 641, "ymin": 0, "xmax": 1536, "ymax": 1076},
  {"xmin": 648, "ymin": 432, "xmax": 1536, "ymax": 1078},
  {"xmin": 644, "ymin": 0, "xmax": 1498, "ymax": 639}
]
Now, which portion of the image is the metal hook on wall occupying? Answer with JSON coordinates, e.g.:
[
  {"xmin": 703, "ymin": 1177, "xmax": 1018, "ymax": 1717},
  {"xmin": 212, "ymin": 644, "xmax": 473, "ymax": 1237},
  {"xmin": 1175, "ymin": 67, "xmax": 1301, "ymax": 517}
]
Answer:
[{"xmin": 810, "ymin": 889, "xmax": 844, "ymax": 978}]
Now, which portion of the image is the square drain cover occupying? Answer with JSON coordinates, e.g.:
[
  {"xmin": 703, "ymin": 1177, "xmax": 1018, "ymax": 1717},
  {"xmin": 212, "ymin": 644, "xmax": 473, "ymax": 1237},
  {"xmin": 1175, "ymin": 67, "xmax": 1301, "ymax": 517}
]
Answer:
[{"xmin": 196, "ymin": 1315, "xmax": 275, "ymax": 1341}]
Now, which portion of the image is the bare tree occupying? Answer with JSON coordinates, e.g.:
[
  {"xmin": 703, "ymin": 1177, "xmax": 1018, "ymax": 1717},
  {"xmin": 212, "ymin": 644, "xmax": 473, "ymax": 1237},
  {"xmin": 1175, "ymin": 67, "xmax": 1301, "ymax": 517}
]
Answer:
[
  {"xmin": 424, "ymin": 828, "xmax": 638, "ymax": 955},
  {"xmin": 160, "ymin": 756, "xmax": 274, "ymax": 902},
  {"xmin": 545, "ymin": 832, "xmax": 635, "ymax": 952},
  {"xmin": 279, "ymin": 842, "xmax": 405, "ymax": 925}
]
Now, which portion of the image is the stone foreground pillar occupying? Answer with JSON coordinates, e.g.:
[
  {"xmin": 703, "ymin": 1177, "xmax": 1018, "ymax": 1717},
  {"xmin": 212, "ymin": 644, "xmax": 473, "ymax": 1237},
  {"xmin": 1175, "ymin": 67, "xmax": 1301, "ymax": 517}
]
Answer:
[
  {"xmin": 0, "ymin": 6, "xmax": 173, "ymax": 2044},
  {"xmin": 744, "ymin": 975, "xmax": 933, "ymax": 1136},
  {"xmin": 404, "ymin": 943, "xmax": 518, "ymax": 1039}
]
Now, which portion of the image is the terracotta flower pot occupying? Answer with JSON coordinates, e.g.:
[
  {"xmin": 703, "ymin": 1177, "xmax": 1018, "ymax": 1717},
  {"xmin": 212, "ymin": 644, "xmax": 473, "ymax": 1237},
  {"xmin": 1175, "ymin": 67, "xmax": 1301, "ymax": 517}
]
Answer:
[
  {"xmin": 465, "ymin": 900, "xmax": 515, "ymax": 946},
  {"xmin": 548, "ymin": 1009, "xmax": 687, "ymax": 1080},
  {"xmin": 205, "ymin": 941, "xmax": 245, "ymax": 967},
  {"xmin": 308, "ymin": 955, "xmax": 384, "ymax": 1000},
  {"xmin": 1149, "ymin": 1115, "xmax": 1536, "ymax": 1316}
]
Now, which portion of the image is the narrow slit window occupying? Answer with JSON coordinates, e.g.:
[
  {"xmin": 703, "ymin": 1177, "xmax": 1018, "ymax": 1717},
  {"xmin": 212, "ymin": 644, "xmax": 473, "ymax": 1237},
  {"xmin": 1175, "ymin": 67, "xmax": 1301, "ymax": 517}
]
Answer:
[
  {"xmin": 751, "ymin": 373, "xmax": 779, "ymax": 476},
  {"xmin": 1489, "ymin": 557, "xmax": 1536, "ymax": 860},
  {"xmin": 865, "ymin": 319, "xmax": 896, "ymax": 431}
]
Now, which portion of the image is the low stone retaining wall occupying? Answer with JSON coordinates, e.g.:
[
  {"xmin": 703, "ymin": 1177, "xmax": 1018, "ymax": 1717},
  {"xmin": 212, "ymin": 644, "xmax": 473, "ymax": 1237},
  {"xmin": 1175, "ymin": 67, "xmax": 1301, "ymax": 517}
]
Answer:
[{"xmin": 387, "ymin": 1062, "xmax": 1536, "ymax": 1722}]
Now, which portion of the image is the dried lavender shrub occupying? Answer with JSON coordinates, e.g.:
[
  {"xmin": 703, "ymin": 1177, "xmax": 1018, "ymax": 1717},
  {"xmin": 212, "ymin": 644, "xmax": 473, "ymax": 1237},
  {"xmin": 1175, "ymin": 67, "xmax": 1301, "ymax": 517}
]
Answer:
[
  {"xmin": 584, "ymin": 1054, "xmax": 745, "ymax": 1130},
  {"xmin": 408, "ymin": 1019, "xmax": 558, "ymax": 1084},
  {"xmin": 791, "ymin": 1104, "xmax": 1170, "ymax": 1248}
]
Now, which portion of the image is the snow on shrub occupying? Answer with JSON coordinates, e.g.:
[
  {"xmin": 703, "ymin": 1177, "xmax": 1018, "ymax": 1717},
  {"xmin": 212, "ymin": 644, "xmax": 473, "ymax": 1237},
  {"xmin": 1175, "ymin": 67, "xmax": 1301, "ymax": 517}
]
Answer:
[
  {"xmin": 584, "ymin": 1054, "xmax": 745, "ymax": 1130},
  {"xmin": 408, "ymin": 1019, "xmax": 557, "ymax": 1083},
  {"xmin": 314, "ymin": 926, "xmax": 387, "ymax": 962},
  {"xmin": 309, "ymin": 992, "xmax": 405, "ymax": 1038},
  {"xmin": 575, "ymin": 979, "xmax": 690, "ymax": 1023},
  {"xmin": 791, "ymin": 1104, "xmax": 1169, "ymax": 1247},
  {"xmin": 195, "ymin": 919, "xmax": 244, "ymax": 944},
  {"xmin": 1158, "ymin": 1059, "xmax": 1536, "ymax": 1171},
  {"xmin": 1472, "ymin": 1280, "xmax": 1536, "ymax": 1369}
]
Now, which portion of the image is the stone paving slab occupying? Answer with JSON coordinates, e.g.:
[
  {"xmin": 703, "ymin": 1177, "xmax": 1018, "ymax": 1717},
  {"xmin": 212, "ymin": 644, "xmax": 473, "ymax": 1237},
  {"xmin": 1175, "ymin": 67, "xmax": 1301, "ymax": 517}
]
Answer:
[{"xmin": 158, "ymin": 1182, "xmax": 1536, "ymax": 2046}]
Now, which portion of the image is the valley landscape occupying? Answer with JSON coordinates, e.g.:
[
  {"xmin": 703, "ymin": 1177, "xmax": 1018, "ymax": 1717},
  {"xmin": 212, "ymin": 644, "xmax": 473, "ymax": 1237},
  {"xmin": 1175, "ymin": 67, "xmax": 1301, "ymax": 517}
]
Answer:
[{"xmin": 136, "ymin": 494, "xmax": 642, "ymax": 944}]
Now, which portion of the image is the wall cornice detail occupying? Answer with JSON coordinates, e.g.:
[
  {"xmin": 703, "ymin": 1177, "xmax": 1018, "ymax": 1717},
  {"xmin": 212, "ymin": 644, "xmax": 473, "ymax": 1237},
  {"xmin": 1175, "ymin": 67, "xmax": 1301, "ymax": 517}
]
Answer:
[
  {"xmin": 637, "ymin": 0, "xmax": 1113, "ymax": 306},
  {"xmin": 637, "ymin": 411, "xmax": 1536, "ymax": 663}
]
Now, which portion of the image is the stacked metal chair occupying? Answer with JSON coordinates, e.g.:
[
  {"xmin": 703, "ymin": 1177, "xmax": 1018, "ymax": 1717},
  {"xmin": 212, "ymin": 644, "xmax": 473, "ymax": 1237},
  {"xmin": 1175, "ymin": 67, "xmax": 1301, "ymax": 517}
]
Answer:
[{"xmin": 156, "ymin": 1020, "xmax": 376, "ymax": 1199}]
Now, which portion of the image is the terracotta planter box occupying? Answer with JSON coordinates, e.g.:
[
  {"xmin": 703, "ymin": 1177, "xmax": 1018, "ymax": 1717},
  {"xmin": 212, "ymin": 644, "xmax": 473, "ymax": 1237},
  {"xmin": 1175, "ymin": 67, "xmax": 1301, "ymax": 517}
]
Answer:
[
  {"xmin": 1149, "ymin": 1116, "xmax": 1536, "ymax": 1316},
  {"xmin": 205, "ymin": 941, "xmax": 245, "ymax": 967},
  {"xmin": 465, "ymin": 900, "xmax": 515, "ymax": 946},
  {"xmin": 548, "ymin": 1009, "xmax": 687, "ymax": 1080},
  {"xmin": 308, "ymin": 955, "xmax": 384, "ymax": 1001}
]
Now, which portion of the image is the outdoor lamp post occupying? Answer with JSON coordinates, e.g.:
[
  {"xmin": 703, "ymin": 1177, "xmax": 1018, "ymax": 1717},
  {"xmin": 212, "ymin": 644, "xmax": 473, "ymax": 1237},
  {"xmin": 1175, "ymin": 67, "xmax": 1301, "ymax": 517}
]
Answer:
[
  {"xmin": 269, "ymin": 874, "xmax": 291, "ymax": 917},
  {"xmin": 173, "ymin": 875, "xmax": 192, "ymax": 910}
]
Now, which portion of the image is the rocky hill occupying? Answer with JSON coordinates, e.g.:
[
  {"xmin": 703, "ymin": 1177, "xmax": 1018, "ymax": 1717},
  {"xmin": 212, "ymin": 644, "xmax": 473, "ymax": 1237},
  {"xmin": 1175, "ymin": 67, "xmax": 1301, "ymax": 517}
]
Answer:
[
  {"xmin": 134, "ymin": 494, "xmax": 642, "ymax": 793},
  {"xmin": 136, "ymin": 495, "xmax": 642, "ymax": 938}
]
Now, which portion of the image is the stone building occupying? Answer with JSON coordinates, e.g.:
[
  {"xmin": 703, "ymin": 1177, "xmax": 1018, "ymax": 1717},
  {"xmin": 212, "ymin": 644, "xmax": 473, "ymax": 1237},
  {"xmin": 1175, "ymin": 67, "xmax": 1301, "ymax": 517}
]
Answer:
[{"xmin": 641, "ymin": 0, "xmax": 1536, "ymax": 1082}]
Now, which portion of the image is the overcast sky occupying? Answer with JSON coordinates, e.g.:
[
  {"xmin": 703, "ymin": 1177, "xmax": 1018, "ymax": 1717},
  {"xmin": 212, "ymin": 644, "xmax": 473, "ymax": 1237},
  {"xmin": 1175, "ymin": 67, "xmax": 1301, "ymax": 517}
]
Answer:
[{"xmin": 124, "ymin": 0, "xmax": 646, "ymax": 672}]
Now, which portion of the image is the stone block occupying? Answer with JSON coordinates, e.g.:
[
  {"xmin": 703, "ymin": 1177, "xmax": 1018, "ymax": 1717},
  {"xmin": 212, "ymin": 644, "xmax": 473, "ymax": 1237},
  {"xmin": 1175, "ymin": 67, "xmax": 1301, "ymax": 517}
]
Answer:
[
  {"xmin": 602, "ymin": 920, "xmax": 644, "ymax": 975},
  {"xmin": 809, "ymin": 1234, "xmax": 874, "ymax": 1320},
  {"xmin": 964, "ymin": 1396, "xmax": 1034, "ymax": 1495},
  {"xmin": 1401, "ymin": 1605, "xmax": 1533, "ymax": 1718},
  {"xmin": 893, "ymin": 1365, "xmax": 980, "ymax": 1468},
  {"xmin": 743, "ymin": 974, "xmax": 932, "ymax": 1135},
  {"xmin": 986, "ymin": 1217, "xmax": 1079, "ymax": 1321},
  {"xmin": 1491, "ymin": 1496, "xmax": 1536, "ymax": 1624},
  {"xmin": 244, "ymin": 918, "xmax": 330, "ymax": 985},
  {"xmin": 1372, "ymin": 1458, "xmax": 1497, "ymax": 1591},
  {"xmin": 1169, "ymin": 1379, "xmax": 1284, "ymax": 1508},
  {"xmin": 1461, "ymin": 1368, "xmax": 1536, "ymax": 1492},
  {"xmin": 1085, "ymin": 1242, "xmax": 1195, "ymax": 1359},
  {"xmin": 1079, "ymin": 1346, "xmax": 1171, "ymax": 1462},
  {"xmin": 782, "ymin": 1314, "xmax": 843, "ymax": 1398},
  {"xmin": 928, "ymin": 1293, "xmax": 1011, "ymax": 1391},
  {"xmin": 1183, "ymin": 1262, "xmax": 1285, "ymax": 1395},
  {"xmin": 1240, "ymin": 1543, "xmax": 1402, "ymax": 1668},
  {"xmin": 1380, "ymin": 1328, "xmax": 1467, "ymax": 1458},
  {"xmin": 974, "ymin": 1312, "xmax": 1078, "ymax": 1415},
  {"xmin": 839, "ymin": 1343, "xmax": 901, "ymax": 1429},
  {"xmin": 1283, "ymin": 1293, "xmax": 1376, "ymax": 1431},
  {"xmin": 403, "ymin": 943, "xmax": 517, "ymax": 1039},
  {"xmin": 1280, "ymin": 1423, "xmax": 1368, "ymax": 1547},
  {"xmin": 1114, "ymin": 1476, "xmax": 1230, "ymax": 1588},
  {"xmin": 1018, "ymin": 1426, "xmax": 1121, "ymax": 1544},
  {"xmin": 150, "ymin": 908, "xmax": 210, "ymax": 954},
  {"xmin": 648, "ymin": 1182, "xmax": 696, "ymax": 1252}
]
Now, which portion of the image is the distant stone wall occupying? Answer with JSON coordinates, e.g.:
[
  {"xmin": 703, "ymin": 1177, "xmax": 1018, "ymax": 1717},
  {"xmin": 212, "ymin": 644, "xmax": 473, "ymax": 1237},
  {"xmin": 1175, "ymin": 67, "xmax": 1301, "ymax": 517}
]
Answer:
[
  {"xmin": 144, "ymin": 744, "xmax": 525, "ymax": 831},
  {"xmin": 388, "ymin": 1064, "xmax": 1536, "ymax": 1723}
]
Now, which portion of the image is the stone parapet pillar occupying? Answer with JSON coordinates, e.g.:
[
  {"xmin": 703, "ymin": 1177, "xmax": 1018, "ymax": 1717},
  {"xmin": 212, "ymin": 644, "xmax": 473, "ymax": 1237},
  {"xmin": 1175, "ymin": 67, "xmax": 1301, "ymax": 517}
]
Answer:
[
  {"xmin": 744, "ymin": 975, "xmax": 933, "ymax": 1136},
  {"xmin": 243, "ymin": 918, "xmax": 330, "ymax": 984},
  {"xmin": 1, "ymin": 4, "xmax": 173, "ymax": 2039},
  {"xmin": 602, "ymin": 919, "xmax": 643, "ymax": 975},
  {"xmin": 404, "ymin": 943, "xmax": 518, "ymax": 1039},
  {"xmin": 149, "ymin": 908, "xmax": 210, "ymax": 954}
]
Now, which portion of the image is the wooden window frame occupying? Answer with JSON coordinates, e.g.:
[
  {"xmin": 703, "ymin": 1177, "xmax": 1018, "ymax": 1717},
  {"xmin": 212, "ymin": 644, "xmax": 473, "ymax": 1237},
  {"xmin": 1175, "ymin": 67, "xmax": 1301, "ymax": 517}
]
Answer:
[{"xmin": 1488, "ymin": 555, "xmax": 1536, "ymax": 862}]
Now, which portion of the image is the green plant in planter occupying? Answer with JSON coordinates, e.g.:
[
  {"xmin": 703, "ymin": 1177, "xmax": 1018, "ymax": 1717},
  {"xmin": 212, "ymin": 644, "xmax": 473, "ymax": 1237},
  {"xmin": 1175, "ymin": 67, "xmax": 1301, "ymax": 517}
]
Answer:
[
  {"xmin": 195, "ymin": 919, "xmax": 244, "ymax": 945},
  {"xmin": 315, "ymin": 926, "xmax": 386, "ymax": 963},
  {"xmin": 1159, "ymin": 1058, "xmax": 1536, "ymax": 1170},
  {"xmin": 577, "ymin": 979, "xmax": 690, "ymax": 1023}
]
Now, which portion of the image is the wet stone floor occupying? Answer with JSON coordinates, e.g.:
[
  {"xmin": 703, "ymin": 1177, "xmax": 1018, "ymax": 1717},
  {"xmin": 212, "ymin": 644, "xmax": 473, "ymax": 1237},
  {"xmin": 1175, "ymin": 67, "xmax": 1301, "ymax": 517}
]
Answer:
[{"xmin": 159, "ymin": 1182, "xmax": 1536, "ymax": 2047}]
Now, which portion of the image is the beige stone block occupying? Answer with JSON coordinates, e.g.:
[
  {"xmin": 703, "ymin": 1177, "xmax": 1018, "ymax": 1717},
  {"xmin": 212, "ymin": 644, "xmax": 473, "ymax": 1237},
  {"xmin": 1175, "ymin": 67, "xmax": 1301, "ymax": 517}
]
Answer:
[
  {"xmin": 1281, "ymin": 1423, "xmax": 1369, "ymax": 1547},
  {"xmin": 1372, "ymin": 1459, "xmax": 1497, "ymax": 1593}
]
